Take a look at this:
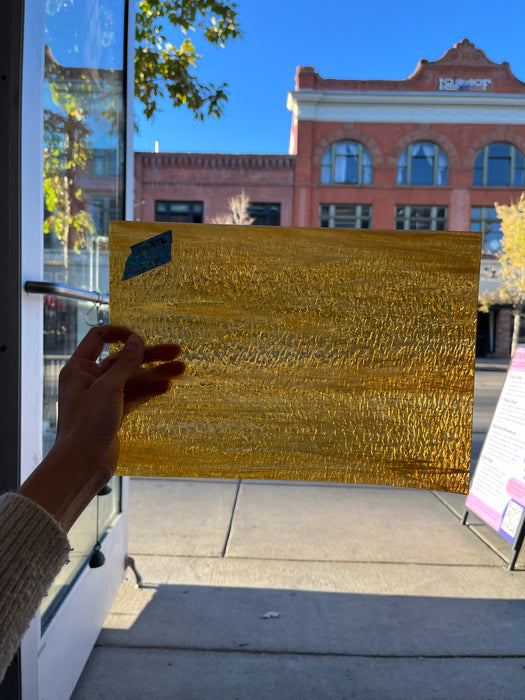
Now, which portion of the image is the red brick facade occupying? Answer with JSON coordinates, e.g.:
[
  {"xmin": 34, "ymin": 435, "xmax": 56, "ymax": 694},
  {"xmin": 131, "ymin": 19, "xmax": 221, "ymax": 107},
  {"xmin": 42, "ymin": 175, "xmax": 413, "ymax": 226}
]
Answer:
[
  {"xmin": 135, "ymin": 39, "xmax": 525, "ymax": 232},
  {"xmin": 287, "ymin": 39, "xmax": 525, "ymax": 230},
  {"xmin": 134, "ymin": 153, "xmax": 295, "ymax": 224},
  {"xmin": 290, "ymin": 119, "xmax": 525, "ymax": 230},
  {"xmin": 134, "ymin": 39, "xmax": 525, "ymax": 356}
]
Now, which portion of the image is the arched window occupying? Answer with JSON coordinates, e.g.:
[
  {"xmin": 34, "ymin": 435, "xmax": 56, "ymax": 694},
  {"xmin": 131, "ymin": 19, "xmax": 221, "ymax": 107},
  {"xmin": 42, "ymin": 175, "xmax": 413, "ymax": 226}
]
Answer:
[
  {"xmin": 320, "ymin": 141, "xmax": 373, "ymax": 184},
  {"xmin": 396, "ymin": 142, "xmax": 448, "ymax": 186},
  {"xmin": 473, "ymin": 143, "xmax": 524, "ymax": 187}
]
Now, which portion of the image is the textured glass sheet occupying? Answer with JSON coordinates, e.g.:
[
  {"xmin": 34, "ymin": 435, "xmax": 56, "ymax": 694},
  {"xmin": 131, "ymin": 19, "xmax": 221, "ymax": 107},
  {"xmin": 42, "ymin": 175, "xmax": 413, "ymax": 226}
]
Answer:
[{"xmin": 110, "ymin": 222, "xmax": 481, "ymax": 493}]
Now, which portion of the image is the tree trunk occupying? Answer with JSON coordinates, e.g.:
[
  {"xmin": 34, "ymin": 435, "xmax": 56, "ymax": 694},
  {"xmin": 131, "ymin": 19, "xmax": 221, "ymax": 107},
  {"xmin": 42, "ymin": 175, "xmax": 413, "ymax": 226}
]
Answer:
[
  {"xmin": 511, "ymin": 304, "xmax": 523, "ymax": 357},
  {"xmin": 62, "ymin": 173, "xmax": 70, "ymax": 283}
]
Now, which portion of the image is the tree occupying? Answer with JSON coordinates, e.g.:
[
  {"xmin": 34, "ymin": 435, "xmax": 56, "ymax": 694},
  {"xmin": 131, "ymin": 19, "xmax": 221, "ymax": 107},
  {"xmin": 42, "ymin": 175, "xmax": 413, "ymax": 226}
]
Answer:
[
  {"xmin": 43, "ymin": 0, "xmax": 242, "ymax": 278},
  {"xmin": 43, "ymin": 53, "xmax": 99, "ymax": 276},
  {"xmin": 135, "ymin": 0, "xmax": 242, "ymax": 121},
  {"xmin": 211, "ymin": 191, "xmax": 255, "ymax": 225},
  {"xmin": 480, "ymin": 193, "xmax": 525, "ymax": 356}
]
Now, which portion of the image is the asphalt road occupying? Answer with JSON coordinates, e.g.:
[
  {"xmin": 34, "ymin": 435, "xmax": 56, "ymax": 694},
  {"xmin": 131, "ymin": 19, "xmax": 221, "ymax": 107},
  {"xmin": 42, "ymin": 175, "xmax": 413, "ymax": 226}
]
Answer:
[{"xmin": 471, "ymin": 365, "xmax": 507, "ymax": 466}]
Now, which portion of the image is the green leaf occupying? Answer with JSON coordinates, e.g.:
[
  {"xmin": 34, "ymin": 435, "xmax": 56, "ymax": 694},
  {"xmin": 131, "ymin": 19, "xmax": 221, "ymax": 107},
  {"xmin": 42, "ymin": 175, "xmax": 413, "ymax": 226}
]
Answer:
[{"xmin": 135, "ymin": 0, "xmax": 241, "ymax": 123}]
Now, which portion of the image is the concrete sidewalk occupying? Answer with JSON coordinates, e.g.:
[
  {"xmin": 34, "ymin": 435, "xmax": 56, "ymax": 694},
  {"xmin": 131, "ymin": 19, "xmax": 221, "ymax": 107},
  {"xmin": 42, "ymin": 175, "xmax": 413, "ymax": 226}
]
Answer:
[{"xmin": 72, "ymin": 368, "xmax": 525, "ymax": 700}]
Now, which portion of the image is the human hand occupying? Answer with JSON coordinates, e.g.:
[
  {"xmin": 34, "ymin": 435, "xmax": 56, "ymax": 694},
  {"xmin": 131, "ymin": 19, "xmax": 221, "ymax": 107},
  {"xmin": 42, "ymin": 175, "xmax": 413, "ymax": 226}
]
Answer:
[
  {"xmin": 56, "ymin": 324, "xmax": 185, "ymax": 478},
  {"xmin": 20, "ymin": 325, "xmax": 185, "ymax": 530}
]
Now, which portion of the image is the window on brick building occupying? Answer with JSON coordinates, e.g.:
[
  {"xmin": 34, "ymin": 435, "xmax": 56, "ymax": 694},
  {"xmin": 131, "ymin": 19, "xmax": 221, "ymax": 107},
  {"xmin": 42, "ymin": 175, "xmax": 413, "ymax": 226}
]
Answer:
[
  {"xmin": 395, "ymin": 205, "xmax": 448, "ymax": 230},
  {"xmin": 319, "ymin": 204, "xmax": 372, "ymax": 228},
  {"xmin": 155, "ymin": 200, "xmax": 203, "ymax": 223},
  {"xmin": 473, "ymin": 143, "xmax": 524, "ymax": 187},
  {"xmin": 89, "ymin": 195, "xmax": 119, "ymax": 238},
  {"xmin": 320, "ymin": 141, "xmax": 373, "ymax": 185},
  {"xmin": 471, "ymin": 206, "xmax": 503, "ymax": 255},
  {"xmin": 248, "ymin": 202, "xmax": 281, "ymax": 225},
  {"xmin": 91, "ymin": 148, "xmax": 120, "ymax": 177},
  {"xmin": 396, "ymin": 142, "xmax": 448, "ymax": 186}
]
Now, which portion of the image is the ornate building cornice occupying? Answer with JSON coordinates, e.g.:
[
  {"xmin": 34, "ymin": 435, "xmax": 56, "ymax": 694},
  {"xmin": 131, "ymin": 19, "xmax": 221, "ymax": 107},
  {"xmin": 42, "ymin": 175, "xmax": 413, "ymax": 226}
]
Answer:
[{"xmin": 137, "ymin": 153, "xmax": 295, "ymax": 170}]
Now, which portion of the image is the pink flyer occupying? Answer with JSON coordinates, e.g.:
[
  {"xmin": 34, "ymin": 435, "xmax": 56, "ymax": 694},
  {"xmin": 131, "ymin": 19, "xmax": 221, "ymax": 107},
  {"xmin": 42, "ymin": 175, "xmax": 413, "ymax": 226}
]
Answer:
[{"xmin": 466, "ymin": 347, "xmax": 525, "ymax": 543}]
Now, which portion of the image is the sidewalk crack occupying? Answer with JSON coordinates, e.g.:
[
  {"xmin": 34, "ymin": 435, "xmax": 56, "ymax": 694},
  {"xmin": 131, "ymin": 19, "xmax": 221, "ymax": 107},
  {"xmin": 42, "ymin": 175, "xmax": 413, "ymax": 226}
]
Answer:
[{"xmin": 221, "ymin": 479, "xmax": 241, "ymax": 557}]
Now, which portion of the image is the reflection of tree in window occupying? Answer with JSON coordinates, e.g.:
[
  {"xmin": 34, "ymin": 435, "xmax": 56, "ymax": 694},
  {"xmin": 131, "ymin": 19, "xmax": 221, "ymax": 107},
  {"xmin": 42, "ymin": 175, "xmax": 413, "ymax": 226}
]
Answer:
[
  {"xmin": 321, "ymin": 141, "xmax": 373, "ymax": 184},
  {"xmin": 470, "ymin": 206, "xmax": 503, "ymax": 255},
  {"xmin": 396, "ymin": 142, "xmax": 448, "ymax": 185},
  {"xmin": 473, "ymin": 143, "xmax": 524, "ymax": 187},
  {"xmin": 43, "ymin": 46, "xmax": 124, "ymax": 284}
]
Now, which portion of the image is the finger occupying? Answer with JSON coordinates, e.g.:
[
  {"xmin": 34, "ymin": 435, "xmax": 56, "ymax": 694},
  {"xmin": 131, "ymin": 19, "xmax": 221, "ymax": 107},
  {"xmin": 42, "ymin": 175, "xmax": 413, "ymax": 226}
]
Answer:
[
  {"xmin": 143, "ymin": 344, "xmax": 182, "ymax": 363},
  {"xmin": 124, "ymin": 380, "xmax": 171, "ymax": 410},
  {"xmin": 70, "ymin": 325, "xmax": 136, "ymax": 363},
  {"xmin": 99, "ymin": 344, "xmax": 182, "ymax": 371},
  {"xmin": 123, "ymin": 362, "xmax": 185, "ymax": 401},
  {"xmin": 149, "ymin": 360, "xmax": 186, "ymax": 378},
  {"xmin": 101, "ymin": 334, "xmax": 145, "ymax": 390}
]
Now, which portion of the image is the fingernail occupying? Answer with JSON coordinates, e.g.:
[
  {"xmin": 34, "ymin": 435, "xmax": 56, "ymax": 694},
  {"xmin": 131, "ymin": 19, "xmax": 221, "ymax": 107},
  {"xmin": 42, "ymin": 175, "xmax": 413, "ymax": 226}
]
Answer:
[{"xmin": 125, "ymin": 334, "xmax": 143, "ymax": 351}]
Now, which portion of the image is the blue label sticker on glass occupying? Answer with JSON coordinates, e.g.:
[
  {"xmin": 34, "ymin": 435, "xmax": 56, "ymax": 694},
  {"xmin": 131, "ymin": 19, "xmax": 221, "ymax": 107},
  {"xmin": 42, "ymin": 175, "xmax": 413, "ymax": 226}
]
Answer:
[{"xmin": 122, "ymin": 230, "xmax": 173, "ymax": 280}]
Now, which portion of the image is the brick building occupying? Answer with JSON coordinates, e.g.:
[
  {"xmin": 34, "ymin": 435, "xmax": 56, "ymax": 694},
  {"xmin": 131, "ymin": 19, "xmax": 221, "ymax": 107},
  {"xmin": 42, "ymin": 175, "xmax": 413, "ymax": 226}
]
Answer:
[{"xmin": 134, "ymin": 39, "xmax": 525, "ymax": 356}]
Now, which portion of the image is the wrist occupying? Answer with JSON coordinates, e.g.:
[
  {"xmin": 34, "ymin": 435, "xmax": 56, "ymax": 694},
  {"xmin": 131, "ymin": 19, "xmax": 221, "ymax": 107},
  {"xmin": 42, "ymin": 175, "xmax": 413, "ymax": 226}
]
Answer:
[{"xmin": 19, "ymin": 438, "xmax": 116, "ymax": 532}]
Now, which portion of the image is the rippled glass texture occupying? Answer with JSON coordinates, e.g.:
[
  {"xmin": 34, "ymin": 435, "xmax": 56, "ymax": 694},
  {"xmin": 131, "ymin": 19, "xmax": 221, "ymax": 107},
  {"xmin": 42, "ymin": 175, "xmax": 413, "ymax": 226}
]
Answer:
[{"xmin": 110, "ymin": 222, "xmax": 481, "ymax": 494}]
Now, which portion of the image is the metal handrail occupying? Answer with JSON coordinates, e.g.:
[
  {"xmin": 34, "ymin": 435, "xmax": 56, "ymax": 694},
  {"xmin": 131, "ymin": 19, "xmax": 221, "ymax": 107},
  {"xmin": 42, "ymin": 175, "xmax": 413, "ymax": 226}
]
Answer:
[{"xmin": 24, "ymin": 280, "xmax": 109, "ymax": 306}]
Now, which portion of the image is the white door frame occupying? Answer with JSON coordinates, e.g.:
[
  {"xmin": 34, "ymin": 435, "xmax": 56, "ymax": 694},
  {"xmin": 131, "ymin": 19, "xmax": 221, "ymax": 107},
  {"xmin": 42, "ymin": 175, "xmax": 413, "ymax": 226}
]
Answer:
[{"xmin": 17, "ymin": 1, "xmax": 133, "ymax": 697}]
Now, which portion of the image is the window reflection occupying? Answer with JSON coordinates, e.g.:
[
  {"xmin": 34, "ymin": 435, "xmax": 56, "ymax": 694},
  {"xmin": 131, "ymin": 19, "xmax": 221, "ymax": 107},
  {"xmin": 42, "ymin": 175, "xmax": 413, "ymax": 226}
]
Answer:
[
  {"xmin": 155, "ymin": 200, "xmax": 204, "ymax": 223},
  {"xmin": 321, "ymin": 140, "xmax": 373, "ymax": 185},
  {"xmin": 396, "ymin": 142, "xmax": 448, "ymax": 186},
  {"xmin": 41, "ymin": 0, "xmax": 126, "ymax": 629},
  {"xmin": 395, "ymin": 205, "xmax": 448, "ymax": 230},
  {"xmin": 473, "ymin": 143, "xmax": 525, "ymax": 187},
  {"xmin": 471, "ymin": 206, "xmax": 503, "ymax": 256},
  {"xmin": 319, "ymin": 204, "xmax": 372, "ymax": 228}
]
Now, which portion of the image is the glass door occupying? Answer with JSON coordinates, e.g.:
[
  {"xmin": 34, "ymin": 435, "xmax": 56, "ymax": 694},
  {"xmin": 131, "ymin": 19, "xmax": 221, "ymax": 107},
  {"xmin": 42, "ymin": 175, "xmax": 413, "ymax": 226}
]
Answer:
[
  {"xmin": 14, "ymin": 0, "xmax": 134, "ymax": 697},
  {"xmin": 40, "ymin": 0, "xmax": 126, "ymax": 628}
]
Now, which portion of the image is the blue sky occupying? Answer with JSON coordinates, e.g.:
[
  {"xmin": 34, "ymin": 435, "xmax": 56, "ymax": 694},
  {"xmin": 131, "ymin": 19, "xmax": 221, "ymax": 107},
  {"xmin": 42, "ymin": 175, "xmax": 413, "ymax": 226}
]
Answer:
[{"xmin": 134, "ymin": 0, "xmax": 525, "ymax": 154}]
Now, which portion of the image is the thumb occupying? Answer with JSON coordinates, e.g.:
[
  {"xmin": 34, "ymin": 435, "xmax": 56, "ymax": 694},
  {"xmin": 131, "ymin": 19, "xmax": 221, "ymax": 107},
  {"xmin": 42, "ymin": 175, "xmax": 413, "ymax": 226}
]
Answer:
[{"xmin": 103, "ymin": 334, "xmax": 145, "ymax": 389}]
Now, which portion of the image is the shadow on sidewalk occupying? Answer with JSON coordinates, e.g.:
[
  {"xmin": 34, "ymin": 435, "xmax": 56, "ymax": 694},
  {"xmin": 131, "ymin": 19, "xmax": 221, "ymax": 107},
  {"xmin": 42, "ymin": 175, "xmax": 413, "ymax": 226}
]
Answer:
[{"xmin": 74, "ymin": 584, "xmax": 525, "ymax": 699}]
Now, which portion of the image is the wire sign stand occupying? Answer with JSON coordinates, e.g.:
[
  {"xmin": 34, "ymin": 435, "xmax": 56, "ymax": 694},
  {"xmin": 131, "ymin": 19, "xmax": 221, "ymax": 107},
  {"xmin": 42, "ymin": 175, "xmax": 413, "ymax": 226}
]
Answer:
[{"xmin": 462, "ymin": 346, "xmax": 525, "ymax": 571}]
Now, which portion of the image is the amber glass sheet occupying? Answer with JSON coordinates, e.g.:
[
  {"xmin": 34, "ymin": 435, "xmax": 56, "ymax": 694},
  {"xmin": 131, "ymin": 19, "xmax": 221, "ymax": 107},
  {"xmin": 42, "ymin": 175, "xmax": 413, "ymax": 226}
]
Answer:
[{"xmin": 109, "ymin": 222, "xmax": 481, "ymax": 493}]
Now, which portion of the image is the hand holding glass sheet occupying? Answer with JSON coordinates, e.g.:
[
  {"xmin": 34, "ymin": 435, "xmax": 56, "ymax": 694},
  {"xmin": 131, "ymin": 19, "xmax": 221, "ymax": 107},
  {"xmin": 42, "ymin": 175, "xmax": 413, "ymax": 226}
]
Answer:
[{"xmin": 110, "ymin": 222, "xmax": 481, "ymax": 493}]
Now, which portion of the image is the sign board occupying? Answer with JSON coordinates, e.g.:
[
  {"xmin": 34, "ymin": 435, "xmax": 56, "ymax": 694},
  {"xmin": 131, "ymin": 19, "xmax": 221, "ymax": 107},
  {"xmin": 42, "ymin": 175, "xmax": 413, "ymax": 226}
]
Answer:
[
  {"xmin": 466, "ymin": 347, "xmax": 525, "ymax": 543},
  {"xmin": 438, "ymin": 77, "xmax": 492, "ymax": 92}
]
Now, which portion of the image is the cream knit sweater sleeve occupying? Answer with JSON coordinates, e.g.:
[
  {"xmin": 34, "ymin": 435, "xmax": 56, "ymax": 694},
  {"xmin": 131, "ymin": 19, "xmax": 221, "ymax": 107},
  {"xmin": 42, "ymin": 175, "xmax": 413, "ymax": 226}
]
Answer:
[{"xmin": 0, "ymin": 492, "xmax": 71, "ymax": 681}]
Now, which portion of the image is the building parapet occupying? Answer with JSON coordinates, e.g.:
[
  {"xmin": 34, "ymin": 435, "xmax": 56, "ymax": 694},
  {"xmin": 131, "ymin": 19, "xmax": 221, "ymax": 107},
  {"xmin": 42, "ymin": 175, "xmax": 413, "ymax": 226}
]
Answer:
[{"xmin": 137, "ymin": 152, "xmax": 296, "ymax": 170}]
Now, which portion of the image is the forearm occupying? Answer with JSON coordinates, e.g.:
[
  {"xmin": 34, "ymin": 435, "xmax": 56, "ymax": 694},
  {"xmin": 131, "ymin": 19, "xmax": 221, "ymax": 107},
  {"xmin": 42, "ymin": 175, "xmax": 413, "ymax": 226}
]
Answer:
[
  {"xmin": 0, "ymin": 493, "xmax": 70, "ymax": 681},
  {"xmin": 18, "ymin": 439, "xmax": 116, "ymax": 532}
]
